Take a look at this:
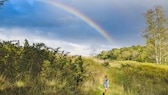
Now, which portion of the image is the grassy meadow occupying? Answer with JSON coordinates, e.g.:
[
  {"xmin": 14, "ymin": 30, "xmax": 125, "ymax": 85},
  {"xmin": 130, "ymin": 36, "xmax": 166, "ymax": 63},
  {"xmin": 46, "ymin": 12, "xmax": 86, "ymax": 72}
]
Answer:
[
  {"xmin": 83, "ymin": 58, "xmax": 168, "ymax": 95},
  {"xmin": 1, "ymin": 56, "xmax": 168, "ymax": 95}
]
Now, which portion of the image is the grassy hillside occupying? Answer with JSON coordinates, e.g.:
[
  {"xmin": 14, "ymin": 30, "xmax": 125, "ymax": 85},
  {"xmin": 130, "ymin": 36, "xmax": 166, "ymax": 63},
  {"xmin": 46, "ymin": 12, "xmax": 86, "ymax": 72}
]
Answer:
[{"xmin": 87, "ymin": 58, "xmax": 168, "ymax": 95}]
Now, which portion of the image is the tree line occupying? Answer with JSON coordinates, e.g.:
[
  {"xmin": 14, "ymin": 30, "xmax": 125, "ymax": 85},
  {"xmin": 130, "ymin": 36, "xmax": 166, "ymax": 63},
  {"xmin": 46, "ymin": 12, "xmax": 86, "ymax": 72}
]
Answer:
[
  {"xmin": 97, "ymin": 6, "xmax": 168, "ymax": 64},
  {"xmin": 97, "ymin": 44, "xmax": 147, "ymax": 62}
]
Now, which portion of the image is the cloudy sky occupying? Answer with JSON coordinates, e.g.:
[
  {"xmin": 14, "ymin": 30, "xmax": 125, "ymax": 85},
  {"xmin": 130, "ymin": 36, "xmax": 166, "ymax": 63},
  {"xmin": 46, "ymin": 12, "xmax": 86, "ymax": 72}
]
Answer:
[{"xmin": 0, "ymin": 0, "xmax": 168, "ymax": 56}]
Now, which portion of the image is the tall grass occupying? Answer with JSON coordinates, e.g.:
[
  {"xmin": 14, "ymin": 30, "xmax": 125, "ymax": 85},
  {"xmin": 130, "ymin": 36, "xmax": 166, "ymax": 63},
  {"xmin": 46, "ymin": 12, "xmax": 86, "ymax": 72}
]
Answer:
[
  {"xmin": 1, "ymin": 58, "xmax": 168, "ymax": 95},
  {"xmin": 88, "ymin": 60, "xmax": 168, "ymax": 95},
  {"xmin": 110, "ymin": 61, "xmax": 168, "ymax": 95}
]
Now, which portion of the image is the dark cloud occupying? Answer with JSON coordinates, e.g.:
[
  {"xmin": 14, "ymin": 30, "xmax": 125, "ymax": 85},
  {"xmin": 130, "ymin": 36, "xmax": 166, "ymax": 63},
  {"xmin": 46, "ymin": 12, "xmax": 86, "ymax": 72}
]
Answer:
[{"xmin": 0, "ymin": 0, "xmax": 168, "ymax": 51}]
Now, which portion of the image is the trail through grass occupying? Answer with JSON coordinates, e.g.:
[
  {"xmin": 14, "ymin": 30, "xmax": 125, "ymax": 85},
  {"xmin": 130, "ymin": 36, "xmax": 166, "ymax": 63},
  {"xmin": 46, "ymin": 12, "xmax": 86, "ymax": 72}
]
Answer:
[
  {"xmin": 90, "ymin": 57, "xmax": 126, "ymax": 95},
  {"xmin": 91, "ymin": 58, "xmax": 168, "ymax": 95}
]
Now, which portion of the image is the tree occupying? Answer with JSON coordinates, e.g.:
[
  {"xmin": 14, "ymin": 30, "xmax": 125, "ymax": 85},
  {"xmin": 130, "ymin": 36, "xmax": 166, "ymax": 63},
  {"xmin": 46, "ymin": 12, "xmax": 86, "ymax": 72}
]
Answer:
[
  {"xmin": 109, "ymin": 48, "xmax": 120, "ymax": 60},
  {"xmin": 136, "ymin": 45, "xmax": 147, "ymax": 62},
  {"xmin": 143, "ymin": 6, "xmax": 168, "ymax": 64},
  {"xmin": 97, "ymin": 50, "xmax": 108, "ymax": 60}
]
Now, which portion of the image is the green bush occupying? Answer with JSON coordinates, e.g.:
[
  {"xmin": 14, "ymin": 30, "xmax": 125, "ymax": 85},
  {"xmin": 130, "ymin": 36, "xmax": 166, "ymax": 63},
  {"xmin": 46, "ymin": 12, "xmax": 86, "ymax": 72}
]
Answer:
[{"xmin": 102, "ymin": 61, "xmax": 109, "ymax": 67}]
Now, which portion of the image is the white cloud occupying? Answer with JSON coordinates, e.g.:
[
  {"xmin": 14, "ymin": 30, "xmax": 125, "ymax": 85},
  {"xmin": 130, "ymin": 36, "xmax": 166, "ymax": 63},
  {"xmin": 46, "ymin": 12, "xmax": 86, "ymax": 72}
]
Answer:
[{"xmin": 0, "ymin": 27, "xmax": 113, "ymax": 56}]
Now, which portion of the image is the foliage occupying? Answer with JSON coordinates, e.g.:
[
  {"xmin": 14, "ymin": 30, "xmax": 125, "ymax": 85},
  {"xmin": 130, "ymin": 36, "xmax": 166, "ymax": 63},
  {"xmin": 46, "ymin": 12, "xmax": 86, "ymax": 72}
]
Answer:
[
  {"xmin": 143, "ymin": 6, "xmax": 168, "ymax": 64},
  {"xmin": 1, "ymin": 39, "xmax": 168, "ymax": 95},
  {"xmin": 97, "ymin": 44, "xmax": 147, "ymax": 62},
  {"xmin": 0, "ymin": 40, "xmax": 93, "ymax": 95}
]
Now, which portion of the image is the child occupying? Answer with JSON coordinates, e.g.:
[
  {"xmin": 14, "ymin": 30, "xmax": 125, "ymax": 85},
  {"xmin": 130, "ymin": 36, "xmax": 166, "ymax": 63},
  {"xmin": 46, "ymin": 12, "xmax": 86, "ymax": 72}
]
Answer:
[{"xmin": 103, "ymin": 75, "xmax": 109, "ymax": 94}]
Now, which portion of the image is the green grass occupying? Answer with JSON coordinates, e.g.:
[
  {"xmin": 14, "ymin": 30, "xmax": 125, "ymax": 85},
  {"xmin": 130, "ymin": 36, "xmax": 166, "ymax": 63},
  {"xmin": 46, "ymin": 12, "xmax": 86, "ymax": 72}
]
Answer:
[
  {"xmin": 1, "ymin": 58, "xmax": 168, "ymax": 95},
  {"xmin": 90, "ymin": 59, "xmax": 168, "ymax": 95}
]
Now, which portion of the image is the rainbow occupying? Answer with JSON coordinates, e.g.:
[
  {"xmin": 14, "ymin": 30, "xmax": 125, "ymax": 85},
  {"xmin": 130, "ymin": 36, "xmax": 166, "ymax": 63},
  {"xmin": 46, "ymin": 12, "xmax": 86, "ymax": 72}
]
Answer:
[{"xmin": 40, "ymin": 0, "xmax": 113, "ymax": 44}]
